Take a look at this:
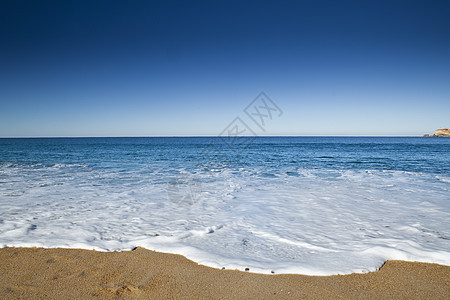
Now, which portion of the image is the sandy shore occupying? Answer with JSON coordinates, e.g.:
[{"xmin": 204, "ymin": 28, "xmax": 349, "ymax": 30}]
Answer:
[{"xmin": 0, "ymin": 247, "xmax": 449, "ymax": 299}]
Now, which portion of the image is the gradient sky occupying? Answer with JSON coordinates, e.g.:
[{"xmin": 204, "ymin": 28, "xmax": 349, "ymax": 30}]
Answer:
[{"xmin": 1, "ymin": 0, "xmax": 449, "ymax": 137}]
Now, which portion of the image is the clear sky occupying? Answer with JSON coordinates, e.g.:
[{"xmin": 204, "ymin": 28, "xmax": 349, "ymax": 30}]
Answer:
[{"xmin": 1, "ymin": 0, "xmax": 449, "ymax": 137}]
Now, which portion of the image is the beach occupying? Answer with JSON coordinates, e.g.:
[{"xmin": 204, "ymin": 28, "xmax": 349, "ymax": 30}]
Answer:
[
  {"xmin": 1, "ymin": 138, "xmax": 449, "ymax": 299},
  {"xmin": 1, "ymin": 247, "xmax": 449, "ymax": 299}
]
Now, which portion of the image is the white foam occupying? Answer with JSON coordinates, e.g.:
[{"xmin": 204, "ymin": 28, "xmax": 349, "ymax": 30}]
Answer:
[{"xmin": 0, "ymin": 164, "xmax": 449, "ymax": 275}]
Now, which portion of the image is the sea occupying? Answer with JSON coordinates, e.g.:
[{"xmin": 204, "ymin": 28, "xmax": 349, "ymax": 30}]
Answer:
[{"xmin": 0, "ymin": 137, "xmax": 449, "ymax": 275}]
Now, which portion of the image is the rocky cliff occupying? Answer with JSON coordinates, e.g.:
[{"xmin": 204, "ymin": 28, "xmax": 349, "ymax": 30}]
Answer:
[{"xmin": 424, "ymin": 128, "xmax": 450, "ymax": 137}]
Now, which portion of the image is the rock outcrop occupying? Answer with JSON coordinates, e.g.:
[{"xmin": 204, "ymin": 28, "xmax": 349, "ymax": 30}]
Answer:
[{"xmin": 424, "ymin": 128, "xmax": 450, "ymax": 137}]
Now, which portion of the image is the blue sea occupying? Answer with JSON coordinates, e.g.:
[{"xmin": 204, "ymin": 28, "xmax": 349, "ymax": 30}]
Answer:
[{"xmin": 0, "ymin": 137, "xmax": 449, "ymax": 275}]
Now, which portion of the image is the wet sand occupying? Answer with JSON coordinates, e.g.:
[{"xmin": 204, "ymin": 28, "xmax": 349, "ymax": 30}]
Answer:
[{"xmin": 1, "ymin": 247, "xmax": 449, "ymax": 299}]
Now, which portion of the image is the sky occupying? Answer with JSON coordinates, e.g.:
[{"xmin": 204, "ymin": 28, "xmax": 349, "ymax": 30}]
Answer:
[{"xmin": 0, "ymin": 0, "xmax": 449, "ymax": 137}]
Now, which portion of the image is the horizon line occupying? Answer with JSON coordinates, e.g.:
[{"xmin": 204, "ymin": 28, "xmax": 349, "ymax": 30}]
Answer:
[{"xmin": 0, "ymin": 135, "xmax": 430, "ymax": 138}]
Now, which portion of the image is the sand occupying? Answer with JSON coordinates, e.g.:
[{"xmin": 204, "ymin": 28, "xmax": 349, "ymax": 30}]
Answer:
[{"xmin": 0, "ymin": 247, "xmax": 449, "ymax": 299}]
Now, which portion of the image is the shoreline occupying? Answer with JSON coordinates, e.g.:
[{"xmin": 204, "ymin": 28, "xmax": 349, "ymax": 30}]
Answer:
[{"xmin": 1, "ymin": 247, "xmax": 449, "ymax": 299}]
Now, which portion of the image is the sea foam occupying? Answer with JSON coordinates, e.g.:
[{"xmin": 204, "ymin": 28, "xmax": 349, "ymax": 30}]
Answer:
[{"xmin": 0, "ymin": 160, "xmax": 449, "ymax": 275}]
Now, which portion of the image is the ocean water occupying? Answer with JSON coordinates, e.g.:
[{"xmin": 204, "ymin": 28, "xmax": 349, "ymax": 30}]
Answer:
[{"xmin": 0, "ymin": 137, "xmax": 449, "ymax": 275}]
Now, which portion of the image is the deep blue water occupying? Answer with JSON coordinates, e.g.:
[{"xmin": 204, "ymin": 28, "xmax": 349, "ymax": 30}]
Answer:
[{"xmin": 1, "ymin": 137, "xmax": 449, "ymax": 175}]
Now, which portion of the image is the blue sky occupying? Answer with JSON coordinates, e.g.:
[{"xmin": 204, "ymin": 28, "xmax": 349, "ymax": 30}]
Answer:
[{"xmin": 1, "ymin": 0, "xmax": 449, "ymax": 136}]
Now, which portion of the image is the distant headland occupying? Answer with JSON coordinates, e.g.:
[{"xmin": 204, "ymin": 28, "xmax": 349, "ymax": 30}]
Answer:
[{"xmin": 424, "ymin": 128, "xmax": 450, "ymax": 137}]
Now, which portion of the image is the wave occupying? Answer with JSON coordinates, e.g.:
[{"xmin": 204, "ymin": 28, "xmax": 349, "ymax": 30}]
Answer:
[{"xmin": 0, "ymin": 165, "xmax": 449, "ymax": 275}]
